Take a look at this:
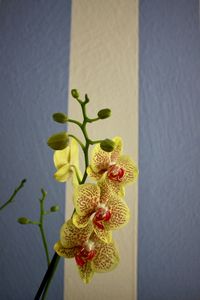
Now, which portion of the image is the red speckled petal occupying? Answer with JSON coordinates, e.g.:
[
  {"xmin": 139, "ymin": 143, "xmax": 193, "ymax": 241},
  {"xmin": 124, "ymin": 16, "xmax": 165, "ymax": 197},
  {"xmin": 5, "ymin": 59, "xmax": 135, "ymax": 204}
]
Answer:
[
  {"xmin": 98, "ymin": 175, "xmax": 125, "ymax": 200},
  {"xmin": 86, "ymin": 166, "xmax": 102, "ymax": 181},
  {"xmin": 93, "ymin": 225, "xmax": 112, "ymax": 244},
  {"xmin": 90, "ymin": 143, "xmax": 111, "ymax": 173},
  {"xmin": 117, "ymin": 155, "xmax": 139, "ymax": 185},
  {"xmin": 110, "ymin": 136, "xmax": 123, "ymax": 163},
  {"xmin": 108, "ymin": 196, "xmax": 130, "ymax": 230},
  {"xmin": 73, "ymin": 183, "xmax": 100, "ymax": 216},
  {"xmin": 60, "ymin": 219, "xmax": 93, "ymax": 248},
  {"xmin": 77, "ymin": 261, "xmax": 94, "ymax": 284},
  {"xmin": 91, "ymin": 234, "xmax": 120, "ymax": 273},
  {"xmin": 54, "ymin": 241, "xmax": 76, "ymax": 258},
  {"xmin": 72, "ymin": 211, "xmax": 90, "ymax": 228}
]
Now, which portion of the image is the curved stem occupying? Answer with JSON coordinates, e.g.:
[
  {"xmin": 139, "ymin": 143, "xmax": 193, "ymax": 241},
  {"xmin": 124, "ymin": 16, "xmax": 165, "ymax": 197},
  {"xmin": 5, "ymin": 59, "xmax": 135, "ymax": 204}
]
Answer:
[
  {"xmin": 67, "ymin": 118, "xmax": 82, "ymax": 127},
  {"xmin": 34, "ymin": 253, "xmax": 60, "ymax": 300},
  {"xmin": 70, "ymin": 165, "xmax": 81, "ymax": 184},
  {"xmin": 39, "ymin": 189, "xmax": 50, "ymax": 266},
  {"xmin": 89, "ymin": 139, "xmax": 103, "ymax": 145},
  {"xmin": 0, "ymin": 178, "xmax": 26, "ymax": 211},
  {"xmin": 41, "ymin": 253, "xmax": 60, "ymax": 300},
  {"xmin": 68, "ymin": 134, "xmax": 84, "ymax": 151},
  {"xmin": 87, "ymin": 117, "xmax": 100, "ymax": 123}
]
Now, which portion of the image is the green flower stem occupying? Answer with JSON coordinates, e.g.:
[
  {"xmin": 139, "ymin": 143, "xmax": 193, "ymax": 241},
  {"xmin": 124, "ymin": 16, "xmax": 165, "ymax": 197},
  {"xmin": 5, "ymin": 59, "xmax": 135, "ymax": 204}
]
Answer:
[
  {"xmin": 68, "ymin": 134, "xmax": 84, "ymax": 150},
  {"xmin": 38, "ymin": 189, "xmax": 50, "ymax": 266},
  {"xmin": 34, "ymin": 253, "xmax": 60, "ymax": 300},
  {"xmin": 89, "ymin": 139, "xmax": 103, "ymax": 145},
  {"xmin": 86, "ymin": 117, "xmax": 100, "ymax": 123},
  {"xmin": 67, "ymin": 118, "xmax": 82, "ymax": 127},
  {"xmin": 0, "ymin": 178, "xmax": 27, "ymax": 211},
  {"xmin": 41, "ymin": 253, "xmax": 60, "ymax": 300},
  {"xmin": 35, "ymin": 94, "xmax": 100, "ymax": 299},
  {"xmin": 70, "ymin": 165, "xmax": 81, "ymax": 184}
]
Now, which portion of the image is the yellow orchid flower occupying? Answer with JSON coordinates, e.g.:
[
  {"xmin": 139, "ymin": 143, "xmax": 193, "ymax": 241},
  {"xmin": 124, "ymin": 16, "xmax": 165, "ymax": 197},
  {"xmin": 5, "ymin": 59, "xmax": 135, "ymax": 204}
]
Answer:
[
  {"xmin": 87, "ymin": 136, "xmax": 138, "ymax": 196},
  {"xmin": 53, "ymin": 138, "xmax": 82, "ymax": 185},
  {"xmin": 72, "ymin": 183, "xmax": 130, "ymax": 243},
  {"xmin": 54, "ymin": 219, "xmax": 120, "ymax": 283}
]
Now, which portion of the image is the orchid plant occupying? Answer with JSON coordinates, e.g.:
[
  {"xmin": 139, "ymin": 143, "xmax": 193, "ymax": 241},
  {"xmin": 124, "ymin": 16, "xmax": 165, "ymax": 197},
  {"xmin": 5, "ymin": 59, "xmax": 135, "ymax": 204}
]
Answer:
[{"xmin": 18, "ymin": 89, "xmax": 139, "ymax": 299}]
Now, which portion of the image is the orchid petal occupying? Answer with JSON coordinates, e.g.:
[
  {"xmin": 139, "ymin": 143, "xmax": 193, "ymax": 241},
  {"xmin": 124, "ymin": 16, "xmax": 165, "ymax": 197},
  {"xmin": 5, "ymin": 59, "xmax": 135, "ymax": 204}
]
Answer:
[
  {"xmin": 108, "ymin": 196, "xmax": 130, "ymax": 230},
  {"xmin": 60, "ymin": 219, "xmax": 93, "ymax": 248},
  {"xmin": 77, "ymin": 261, "xmax": 94, "ymax": 284},
  {"xmin": 93, "ymin": 225, "xmax": 112, "ymax": 244},
  {"xmin": 91, "ymin": 235, "xmax": 120, "ymax": 273},
  {"xmin": 86, "ymin": 166, "xmax": 102, "ymax": 181},
  {"xmin": 90, "ymin": 144, "xmax": 111, "ymax": 173},
  {"xmin": 72, "ymin": 211, "xmax": 90, "ymax": 228},
  {"xmin": 54, "ymin": 147, "xmax": 70, "ymax": 169},
  {"xmin": 116, "ymin": 155, "xmax": 139, "ymax": 185},
  {"xmin": 73, "ymin": 184, "xmax": 100, "ymax": 216},
  {"xmin": 54, "ymin": 164, "xmax": 72, "ymax": 182},
  {"xmin": 54, "ymin": 241, "xmax": 76, "ymax": 258},
  {"xmin": 110, "ymin": 136, "xmax": 123, "ymax": 163}
]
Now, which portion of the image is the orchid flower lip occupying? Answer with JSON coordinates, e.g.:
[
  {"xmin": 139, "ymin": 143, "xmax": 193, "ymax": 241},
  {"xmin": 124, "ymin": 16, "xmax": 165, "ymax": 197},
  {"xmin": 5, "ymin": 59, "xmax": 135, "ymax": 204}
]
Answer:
[
  {"xmin": 75, "ymin": 240, "xmax": 96, "ymax": 267},
  {"xmin": 83, "ymin": 240, "xmax": 95, "ymax": 252}
]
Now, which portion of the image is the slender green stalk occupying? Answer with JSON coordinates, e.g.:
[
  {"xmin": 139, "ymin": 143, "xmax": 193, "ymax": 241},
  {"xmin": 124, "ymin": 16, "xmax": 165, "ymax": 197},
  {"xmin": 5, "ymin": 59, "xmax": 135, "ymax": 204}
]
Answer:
[
  {"xmin": 0, "ymin": 179, "xmax": 27, "ymax": 211},
  {"xmin": 38, "ymin": 189, "xmax": 50, "ymax": 266},
  {"xmin": 34, "ymin": 253, "xmax": 60, "ymax": 300},
  {"xmin": 68, "ymin": 134, "xmax": 84, "ymax": 150},
  {"xmin": 41, "ymin": 253, "xmax": 60, "ymax": 300}
]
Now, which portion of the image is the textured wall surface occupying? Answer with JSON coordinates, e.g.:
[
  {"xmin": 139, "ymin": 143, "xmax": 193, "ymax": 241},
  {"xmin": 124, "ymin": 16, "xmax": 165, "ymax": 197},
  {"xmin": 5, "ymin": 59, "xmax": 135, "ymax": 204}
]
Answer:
[
  {"xmin": 139, "ymin": 1, "xmax": 200, "ymax": 300},
  {"xmin": 65, "ymin": 1, "xmax": 138, "ymax": 299},
  {"xmin": 0, "ymin": 1, "xmax": 71, "ymax": 299}
]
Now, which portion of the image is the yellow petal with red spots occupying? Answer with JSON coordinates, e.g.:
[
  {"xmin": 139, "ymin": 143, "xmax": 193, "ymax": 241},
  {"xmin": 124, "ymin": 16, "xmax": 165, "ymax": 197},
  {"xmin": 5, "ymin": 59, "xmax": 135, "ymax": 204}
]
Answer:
[
  {"xmin": 73, "ymin": 183, "xmax": 100, "ymax": 216},
  {"xmin": 77, "ymin": 261, "xmax": 94, "ymax": 284},
  {"xmin": 54, "ymin": 241, "xmax": 75, "ymax": 258},
  {"xmin": 110, "ymin": 136, "xmax": 123, "ymax": 163},
  {"xmin": 53, "ymin": 147, "xmax": 70, "ymax": 169},
  {"xmin": 90, "ymin": 143, "xmax": 111, "ymax": 173},
  {"xmin": 107, "ymin": 196, "xmax": 130, "ymax": 230},
  {"xmin": 86, "ymin": 166, "xmax": 102, "ymax": 181},
  {"xmin": 116, "ymin": 155, "xmax": 139, "ymax": 185},
  {"xmin": 93, "ymin": 225, "xmax": 112, "ymax": 244},
  {"xmin": 72, "ymin": 211, "xmax": 90, "ymax": 228},
  {"xmin": 91, "ymin": 235, "xmax": 120, "ymax": 273},
  {"xmin": 60, "ymin": 219, "xmax": 93, "ymax": 248},
  {"xmin": 98, "ymin": 174, "xmax": 125, "ymax": 200}
]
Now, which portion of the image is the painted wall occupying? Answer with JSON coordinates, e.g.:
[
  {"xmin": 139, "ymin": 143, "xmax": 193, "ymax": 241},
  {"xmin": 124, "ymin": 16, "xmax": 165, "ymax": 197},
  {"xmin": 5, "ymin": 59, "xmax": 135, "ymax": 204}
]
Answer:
[
  {"xmin": 65, "ymin": 1, "xmax": 138, "ymax": 299},
  {"xmin": 0, "ymin": 1, "xmax": 71, "ymax": 299},
  {"xmin": 139, "ymin": 1, "xmax": 200, "ymax": 299}
]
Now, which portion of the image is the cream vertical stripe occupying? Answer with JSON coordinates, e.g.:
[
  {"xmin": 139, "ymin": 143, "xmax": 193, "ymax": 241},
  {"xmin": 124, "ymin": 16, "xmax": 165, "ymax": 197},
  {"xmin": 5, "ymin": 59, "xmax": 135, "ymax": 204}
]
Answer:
[{"xmin": 65, "ymin": 1, "xmax": 138, "ymax": 299}]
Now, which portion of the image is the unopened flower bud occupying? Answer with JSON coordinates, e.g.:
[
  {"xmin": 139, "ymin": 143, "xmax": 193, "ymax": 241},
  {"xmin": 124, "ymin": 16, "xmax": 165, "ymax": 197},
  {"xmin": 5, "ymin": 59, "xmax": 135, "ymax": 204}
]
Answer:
[
  {"xmin": 85, "ymin": 94, "xmax": 90, "ymax": 103},
  {"xmin": 17, "ymin": 217, "xmax": 30, "ymax": 225},
  {"xmin": 50, "ymin": 205, "xmax": 60, "ymax": 212},
  {"xmin": 47, "ymin": 131, "xmax": 69, "ymax": 150},
  {"xmin": 100, "ymin": 139, "xmax": 115, "ymax": 152},
  {"xmin": 71, "ymin": 89, "xmax": 79, "ymax": 99},
  {"xmin": 97, "ymin": 108, "xmax": 111, "ymax": 119},
  {"xmin": 52, "ymin": 112, "xmax": 68, "ymax": 124}
]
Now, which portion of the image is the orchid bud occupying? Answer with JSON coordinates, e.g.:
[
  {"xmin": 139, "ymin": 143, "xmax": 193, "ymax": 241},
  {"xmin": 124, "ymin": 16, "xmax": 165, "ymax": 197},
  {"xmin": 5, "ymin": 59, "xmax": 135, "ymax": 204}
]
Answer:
[
  {"xmin": 52, "ymin": 112, "xmax": 68, "ymax": 124},
  {"xmin": 98, "ymin": 108, "xmax": 111, "ymax": 119},
  {"xmin": 17, "ymin": 217, "xmax": 30, "ymax": 225},
  {"xmin": 50, "ymin": 205, "xmax": 60, "ymax": 212},
  {"xmin": 47, "ymin": 131, "xmax": 69, "ymax": 150},
  {"xmin": 71, "ymin": 89, "xmax": 79, "ymax": 99},
  {"xmin": 100, "ymin": 139, "xmax": 115, "ymax": 152}
]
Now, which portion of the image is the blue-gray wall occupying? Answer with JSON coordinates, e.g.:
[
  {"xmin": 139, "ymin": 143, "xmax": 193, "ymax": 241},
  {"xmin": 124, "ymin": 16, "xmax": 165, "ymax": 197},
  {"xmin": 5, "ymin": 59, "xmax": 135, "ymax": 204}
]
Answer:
[
  {"xmin": 0, "ymin": 1, "xmax": 71, "ymax": 299},
  {"xmin": 139, "ymin": 1, "xmax": 200, "ymax": 299}
]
